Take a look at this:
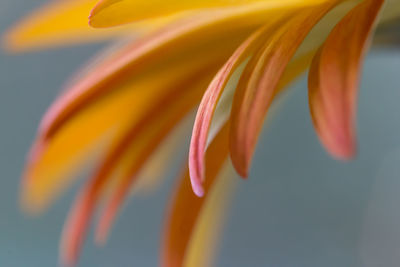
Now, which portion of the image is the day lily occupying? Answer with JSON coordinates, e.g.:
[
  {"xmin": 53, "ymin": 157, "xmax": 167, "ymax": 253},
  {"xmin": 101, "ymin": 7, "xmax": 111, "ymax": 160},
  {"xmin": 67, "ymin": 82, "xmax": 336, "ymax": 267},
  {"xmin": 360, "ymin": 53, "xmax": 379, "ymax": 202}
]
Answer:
[{"xmin": 4, "ymin": 0, "xmax": 400, "ymax": 266}]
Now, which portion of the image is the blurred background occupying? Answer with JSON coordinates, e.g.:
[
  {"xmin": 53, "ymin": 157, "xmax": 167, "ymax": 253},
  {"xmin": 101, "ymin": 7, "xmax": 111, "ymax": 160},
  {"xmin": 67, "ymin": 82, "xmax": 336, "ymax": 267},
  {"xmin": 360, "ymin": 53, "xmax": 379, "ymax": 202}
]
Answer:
[{"xmin": 1, "ymin": 1, "xmax": 400, "ymax": 266}]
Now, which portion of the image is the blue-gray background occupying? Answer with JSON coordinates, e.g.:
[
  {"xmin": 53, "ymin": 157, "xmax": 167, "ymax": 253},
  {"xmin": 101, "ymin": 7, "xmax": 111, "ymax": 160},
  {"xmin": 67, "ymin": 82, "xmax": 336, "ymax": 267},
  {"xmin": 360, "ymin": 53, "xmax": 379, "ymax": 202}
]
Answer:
[{"xmin": 1, "ymin": 1, "xmax": 400, "ymax": 266}]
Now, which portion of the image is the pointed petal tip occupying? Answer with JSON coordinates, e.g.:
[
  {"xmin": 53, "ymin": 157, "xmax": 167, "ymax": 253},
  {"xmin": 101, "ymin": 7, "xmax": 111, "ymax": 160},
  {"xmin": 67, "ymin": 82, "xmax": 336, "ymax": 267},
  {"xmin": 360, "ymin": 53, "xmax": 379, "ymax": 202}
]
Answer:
[
  {"xmin": 190, "ymin": 179, "xmax": 205, "ymax": 197},
  {"xmin": 188, "ymin": 163, "xmax": 205, "ymax": 197},
  {"xmin": 327, "ymin": 139, "xmax": 357, "ymax": 162},
  {"xmin": 232, "ymin": 162, "xmax": 249, "ymax": 179},
  {"xmin": 229, "ymin": 147, "xmax": 250, "ymax": 179},
  {"xmin": 88, "ymin": 1, "xmax": 112, "ymax": 29}
]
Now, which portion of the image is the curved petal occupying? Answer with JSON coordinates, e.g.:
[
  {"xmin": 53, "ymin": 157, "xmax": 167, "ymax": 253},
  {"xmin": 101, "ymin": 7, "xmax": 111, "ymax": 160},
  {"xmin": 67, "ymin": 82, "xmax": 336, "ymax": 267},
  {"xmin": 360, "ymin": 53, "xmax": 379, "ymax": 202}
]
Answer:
[
  {"xmin": 230, "ymin": 3, "xmax": 335, "ymax": 177},
  {"xmin": 39, "ymin": 7, "xmax": 279, "ymax": 140},
  {"xmin": 2, "ymin": 0, "xmax": 169, "ymax": 52},
  {"xmin": 188, "ymin": 16, "xmax": 291, "ymax": 196},
  {"xmin": 308, "ymin": 0, "xmax": 384, "ymax": 159},
  {"xmin": 93, "ymin": 68, "xmax": 221, "ymax": 245},
  {"xmin": 59, "ymin": 66, "xmax": 220, "ymax": 266},
  {"xmin": 161, "ymin": 123, "xmax": 230, "ymax": 267},
  {"xmin": 22, "ymin": 7, "xmax": 259, "ymax": 212},
  {"xmin": 89, "ymin": 0, "xmax": 324, "ymax": 28}
]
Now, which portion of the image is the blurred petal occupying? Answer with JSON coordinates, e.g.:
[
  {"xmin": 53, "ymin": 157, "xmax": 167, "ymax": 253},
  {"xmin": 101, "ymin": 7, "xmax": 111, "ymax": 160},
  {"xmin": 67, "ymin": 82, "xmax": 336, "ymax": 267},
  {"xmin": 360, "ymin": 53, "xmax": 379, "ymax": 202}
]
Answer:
[
  {"xmin": 39, "ymin": 9, "xmax": 275, "ymax": 140},
  {"xmin": 183, "ymin": 164, "xmax": 236, "ymax": 267},
  {"xmin": 2, "ymin": 0, "xmax": 170, "ymax": 52},
  {"xmin": 59, "ymin": 65, "xmax": 221, "ymax": 266},
  {"xmin": 89, "ymin": 0, "xmax": 328, "ymax": 28},
  {"xmin": 23, "ymin": 4, "xmax": 263, "ymax": 215},
  {"xmin": 308, "ymin": 0, "xmax": 384, "ymax": 159},
  {"xmin": 21, "ymin": 71, "xmax": 164, "ymax": 213},
  {"xmin": 230, "ymin": 3, "xmax": 334, "ymax": 177},
  {"xmin": 93, "ymin": 68, "xmax": 221, "ymax": 245},
  {"xmin": 130, "ymin": 117, "xmax": 191, "ymax": 195},
  {"xmin": 161, "ymin": 123, "xmax": 230, "ymax": 267}
]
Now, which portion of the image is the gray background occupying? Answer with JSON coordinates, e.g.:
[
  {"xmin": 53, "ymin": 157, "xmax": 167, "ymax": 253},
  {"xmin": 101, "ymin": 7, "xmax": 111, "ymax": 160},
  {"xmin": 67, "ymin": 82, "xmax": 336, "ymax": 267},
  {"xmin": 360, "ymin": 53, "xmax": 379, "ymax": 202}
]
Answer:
[{"xmin": 1, "ymin": 1, "xmax": 400, "ymax": 266}]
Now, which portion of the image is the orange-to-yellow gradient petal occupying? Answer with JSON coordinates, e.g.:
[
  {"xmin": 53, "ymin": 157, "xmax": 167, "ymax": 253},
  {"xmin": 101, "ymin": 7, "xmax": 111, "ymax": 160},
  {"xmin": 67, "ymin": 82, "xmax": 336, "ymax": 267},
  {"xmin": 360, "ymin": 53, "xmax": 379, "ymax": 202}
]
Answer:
[
  {"xmin": 38, "ymin": 8, "xmax": 280, "ymax": 140},
  {"xmin": 162, "ymin": 123, "xmax": 230, "ymax": 267},
  {"xmin": 93, "ymin": 67, "xmax": 223, "ymax": 246},
  {"xmin": 59, "ymin": 71, "xmax": 217, "ymax": 266},
  {"xmin": 308, "ymin": 0, "xmax": 384, "ymax": 160},
  {"xmin": 230, "ymin": 3, "xmax": 335, "ymax": 177},
  {"xmin": 89, "ymin": 0, "xmax": 327, "ymax": 28},
  {"xmin": 187, "ymin": 6, "xmax": 298, "ymax": 195},
  {"xmin": 22, "ymin": 5, "xmax": 274, "ymax": 215}
]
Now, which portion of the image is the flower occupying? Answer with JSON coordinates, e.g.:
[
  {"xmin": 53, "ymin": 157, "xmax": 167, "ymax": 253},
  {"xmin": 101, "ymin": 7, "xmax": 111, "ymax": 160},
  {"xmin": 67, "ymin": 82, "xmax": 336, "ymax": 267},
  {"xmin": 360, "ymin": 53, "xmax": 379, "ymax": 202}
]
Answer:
[{"xmin": 4, "ymin": 0, "xmax": 400, "ymax": 266}]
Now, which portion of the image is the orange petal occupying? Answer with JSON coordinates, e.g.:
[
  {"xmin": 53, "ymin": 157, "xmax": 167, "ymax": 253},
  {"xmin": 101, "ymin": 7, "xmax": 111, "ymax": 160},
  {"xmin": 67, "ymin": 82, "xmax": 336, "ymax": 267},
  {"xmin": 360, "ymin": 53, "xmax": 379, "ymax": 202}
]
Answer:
[
  {"xmin": 59, "ymin": 67, "xmax": 219, "ymax": 265},
  {"xmin": 230, "ymin": 3, "xmax": 335, "ymax": 177},
  {"xmin": 39, "ymin": 9, "xmax": 270, "ymax": 140},
  {"xmin": 308, "ymin": 0, "xmax": 384, "ymax": 159},
  {"xmin": 22, "ymin": 36, "xmax": 226, "ymax": 213},
  {"xmin": 161, "ymin": 123, "xmax": 230, "ymax": 267},
  {"xmin": 188, "ymin": 18, "xmax": 289, "ymax": 196},
  {"xmin": 93, "ymin": 68, "xmax": 221, "ymax": 245},
  {"xmin": 183, "ymin": 164, "xmax": 236, "ymax": 267},
  {"xmin": 23, "ymin": 11, "xmax": 256, "ymax": 212}
]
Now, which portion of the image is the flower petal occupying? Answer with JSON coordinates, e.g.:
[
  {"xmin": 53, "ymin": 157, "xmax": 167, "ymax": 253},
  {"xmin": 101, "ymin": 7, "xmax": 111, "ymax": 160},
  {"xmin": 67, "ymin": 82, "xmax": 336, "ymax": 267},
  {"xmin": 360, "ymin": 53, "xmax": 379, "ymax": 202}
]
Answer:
[
  {"xmin": 93, "ymin": 68, "xmax": 221, "ymax": 245},
  {"xmin": 183, "ymin": 165, "xmax": 236, "ymax": 267},
  {"xmin": 308, "ymin": 0, "xmax": 384, "ymax": 159},
  {"xmin": 161, "ymin": 123, "xmax": 230, "ymax": 267},
  {"xmin": 89, "ymin": 0, "xmax": 323, "ymax": 28},
  {"xmin": 188, "ymin": 17, "xmax": 290, "ymax": 196},
  {"xmin": 22, "ymin": 25, "xmax": 236, "ymax": 213},
  {"xmin": 230, "ymin": 3, "xmax": 335, "ymax": 177},
  {"xmin": 2, "ymin": 0, "xmax": 169, "ymax": 52},
  {"xmin": 21, "ymin": 71, "xmax": 165, "ymax": 213},
  {"xmin": 39, "ymin": 8, "xmax": 278, "ymax": 140},
  {"xmin": 59, "ymin": 66, "xmax": 220, "ymax": 266}
]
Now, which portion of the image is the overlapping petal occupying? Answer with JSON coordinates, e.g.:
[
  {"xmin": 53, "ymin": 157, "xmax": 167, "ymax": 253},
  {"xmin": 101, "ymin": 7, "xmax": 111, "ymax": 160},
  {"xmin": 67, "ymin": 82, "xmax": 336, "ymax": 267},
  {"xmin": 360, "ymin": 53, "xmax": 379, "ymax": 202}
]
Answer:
[
  {"xmin": 59, "ymin": 69, "xmax": 218, "ymax": 266},
  {"xmin": 89, "ymin": 0, "xmax": 326, "ymax": 28},
  {"xmin": 2, "ymin": 0, "xmax": 171, "ymax": 51},
  {"xmin": 6, "ymin": 0, "xmax": 400, "ymax": 266},
  {"xmin": 230, "ymin": 3, "xmax": 335, "ymax": 177},
  {"xmin": 188, "ymin": 23, "xmax": 281, "ymax": 196},
  {"xmin": 22, "ymin": 8, "xmax": 265, "ymax": 213},
  {"xmin": 162, "ymin": 123, "xmax": 231, "ymax": 267},
  {"xmin": 39, "ymin": 7, "xmax": 284, "ymax": 140}
]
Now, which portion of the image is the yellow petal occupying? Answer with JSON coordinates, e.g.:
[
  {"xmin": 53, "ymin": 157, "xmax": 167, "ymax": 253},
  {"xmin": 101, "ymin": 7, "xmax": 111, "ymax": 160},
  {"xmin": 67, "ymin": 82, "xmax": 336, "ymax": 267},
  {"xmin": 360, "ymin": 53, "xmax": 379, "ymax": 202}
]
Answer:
[
  {"xmin": 21, "ymin": 61, "xmax": 183, "ymax": 214},
  {"xmin": 184, "ymin": 163, "xmax": 237, "ymax": 267},
  {"xmin": 161, "ymin": 123, "xmax": 231, "ymax": 267},
  {"xmin": 3, "ymin": 0, "xmax": 170, "ymax": 52},
  {"xmin": 23, "ymin": 5, "xmax": 266, "ymax": 214},
  {"xmin": 39, "ymin": 9, "xmax": 275, "ymax": 140},
  {"xmin": 89, "ymin": 0, "xmax": 328, "ymax": 28},
  {"xmin": 60, "ymin": 66, "xmax": 221, "ymax": 266}
]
